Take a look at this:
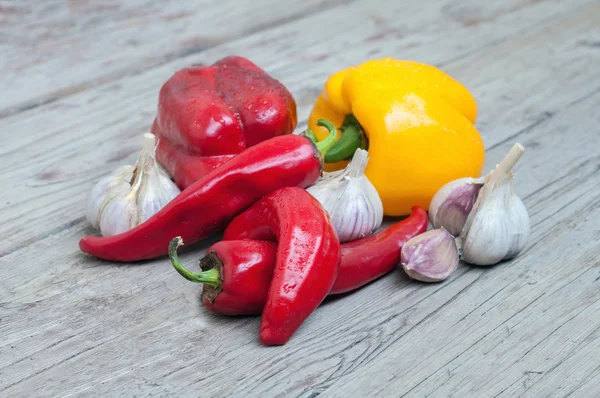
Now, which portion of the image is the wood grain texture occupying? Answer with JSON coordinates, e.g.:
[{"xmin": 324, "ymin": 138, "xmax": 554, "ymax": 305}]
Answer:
[
  {"xmin": 0, "ymin": 0, "xmax": 352, "ymax": 116},
  {"xmin": 1, "ymin": 0, "xmax": 599, "ymax": 396},
  {"xmin": 0, "ymin": 0, "xmax": 592, "ymax": 258}
]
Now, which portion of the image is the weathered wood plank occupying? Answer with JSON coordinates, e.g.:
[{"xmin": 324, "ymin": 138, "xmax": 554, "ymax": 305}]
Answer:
[
  {"xmin": 1, "ymin": 0, "xmax": 599, "ymax": 396},
  {"xmin": 0, "ymin": 0, "xmax": 352, "ymax": 116},
  {"xmin": 2, "ymin": 90, "xmax": 598, "ymax": 397},
  {"xmin": 0, "ymin": 0, "xmax": 592, "ymax": 257}
]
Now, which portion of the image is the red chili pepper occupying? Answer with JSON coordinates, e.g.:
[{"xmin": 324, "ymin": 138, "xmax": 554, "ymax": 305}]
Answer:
[
  {"xmin": 152, "ymin": 56, "xmax": 297, "ymax": 189},
  {"xmin": 170, "ymin": 238, "xmax": 276, "ymax": 315},
  {"xmin": 79, "ymin": 124, "xmax": 337, "ymax": 262},
  {"xmin": 221, "ymin": 186, "xmax": 341, "ymax": 346},
  {"xmin": 169, "ymin": 206, "xmax": 428, "ymax": 315},
  {"xmin": 332, "ymin": 205, "xmax": 428, "ymax": 293}
]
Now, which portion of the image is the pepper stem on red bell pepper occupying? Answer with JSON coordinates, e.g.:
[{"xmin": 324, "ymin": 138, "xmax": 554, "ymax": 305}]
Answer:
[
  {"xmin": 306, "ymin": 119, "xmax": 338, "ymax": 155},
  {"xmin": 169, "ymin": 237, "xmax": 220, "ymax": 288}
]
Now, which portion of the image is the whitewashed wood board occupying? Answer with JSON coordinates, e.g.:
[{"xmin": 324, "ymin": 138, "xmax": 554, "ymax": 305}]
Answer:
[
  {"xmin": 1, "ymin": 0, "xmax": 599, "ymax": 396},
  {"xmin": 0, "ymin": 0, "xmax": 353, "ymax": 115}
]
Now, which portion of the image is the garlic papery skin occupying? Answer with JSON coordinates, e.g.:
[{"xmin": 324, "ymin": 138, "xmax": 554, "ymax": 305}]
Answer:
[
  {"xmin": 307, "ymin": 148, "xmax": 383, "ymax": 243},
  {"xmin": 400, "ymin": 228, "xmax": 459, "ymax": 282},
  {"xmin": 459, "ymin": 143, "xmax": 530, "ymax": 266},
  {"xmin": 86, "ymin": 165, "xmax": 133, "ymax": 230},
  {"xmin": 85, "ymin": 133, "xmax": 181, "ymax": 237},
  {"xmin": 429, "ymin": 176, "xmax": 484, "ymax": 236}
]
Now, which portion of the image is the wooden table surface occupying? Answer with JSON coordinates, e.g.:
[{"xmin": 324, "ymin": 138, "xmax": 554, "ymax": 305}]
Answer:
[{"xmin": 1, "ymin": 1, "xmax": 599, "ymax": 396}]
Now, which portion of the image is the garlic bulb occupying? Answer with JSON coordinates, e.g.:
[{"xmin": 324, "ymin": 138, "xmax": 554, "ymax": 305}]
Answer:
[
  {"xmin": 458, "ymin": 143, "xmax": 530, "ymax": 265},
  {"xmin": 307, "ymin": 148, "xmax": 383, "ymax": 242},
  {"xmin": 400, "ymin": 228, "xmax": 459, "ymax": 282},
  {"xmin": 429, "ymin": 176, "xmax": 484, "ymax": 236},
  {"xmin": 86, "ymin": 133, "xmax": 181, "ymax": 236}
]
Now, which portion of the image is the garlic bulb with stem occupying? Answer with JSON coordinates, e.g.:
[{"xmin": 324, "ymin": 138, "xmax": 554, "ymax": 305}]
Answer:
[
  {"xmin": 429, "ymin": 176, "xmax": 484, "ymax": 236},
  {"xmin": 86, "ymin": 133, "xmax": 181, "ymax": 237},
  {"xmin": 400, "ymin": 227, "xmax": 459, "ymax": 282},
  {"xmin": 306, "ymin": 148, "xmax": 383, "ymax": 243},
  {"xmin": 458, "ymin": 143, "xmax": 530, "ymax": 265}
]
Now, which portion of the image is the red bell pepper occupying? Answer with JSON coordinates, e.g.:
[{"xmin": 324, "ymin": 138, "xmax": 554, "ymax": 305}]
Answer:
[
  {"xmin": 152, "ymin": 56, "xmax": 298, "ymax": 189},
  {"xmin": 222, "ymin": 187, "xmax": 341, "ymax": 346},
  {"xmin": 169, "ymin": 206, "xmax": 428, "ymax": 315},
  {"xmin": 79, "ymin": 127, "xmax": 336, "ymax": 262}
]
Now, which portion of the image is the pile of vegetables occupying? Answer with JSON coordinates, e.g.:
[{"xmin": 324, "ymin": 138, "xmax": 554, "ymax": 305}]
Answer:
[{"xmin": 81, "ymin": 56, "xmax": 530, "ymax": 346}]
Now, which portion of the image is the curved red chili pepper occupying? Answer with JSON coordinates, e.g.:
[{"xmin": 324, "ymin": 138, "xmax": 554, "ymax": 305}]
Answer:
[
  {"xmin": 170, "ymin": 206, "xmax": 428, "ymax": 315},
  {"xmin": 222, "ymin": 187, "xmax": 341, "ymax": 346},
  {"xmin": 79, "ymin": 135, "xmax": 323, "ymax": 262},
  {"xmin": 332, "ymin": 205, "xmax": 429, "ymax": 293},
  {"xmin": 170, "ymin": 238, "xmax": 276, "ymax": 315}
]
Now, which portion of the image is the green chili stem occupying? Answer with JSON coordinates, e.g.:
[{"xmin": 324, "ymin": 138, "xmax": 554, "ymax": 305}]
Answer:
[
  {"xmin": 314, "ymin": 119, "xmax": 338, "ymax": 155},
  {"xmin": 304, "ymin": 129, "xmax": 318, "ymax": 143},
  {"xmin": 168, "ymin": 237, "xmax": 220, "ymax": 287}
]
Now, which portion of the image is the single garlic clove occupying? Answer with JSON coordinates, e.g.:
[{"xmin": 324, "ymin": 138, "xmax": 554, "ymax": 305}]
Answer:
[
  {"xmin": 85, "ymin": 166, "xmax": 133, "ymax": 229},
  {"xmin": 503, "ymin": 194, "xmax": 530, "ymax": 259},
  {"xmin": 429, "ymin": 177, "xmax": 484, "ymax": 236},
  {"xmin": 136, "ymin": 162, "xmax": 181, "ymax": 223},
  {"xmin": 138, "ymin": 184, "xmax": 167, "ymax": 223},
  {"xmin": 98, "ymin": 191, "xmax": 138, "ymax": 237},
  {"xmin": 400, "ymin": 228, "xmax": 459, "ymax": 282}
]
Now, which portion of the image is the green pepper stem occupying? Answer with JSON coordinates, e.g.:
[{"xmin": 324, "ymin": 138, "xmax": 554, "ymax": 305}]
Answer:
[
  {"xmin": 340, "ymin": 114, "xmax": 360, "ymax": 131},
  {"xmin": 168, "ymin": 237, "xmax": 220, "ymax": 288},
  {"xmin": 314, "ymin": 119, "xmax": 338, "ymax": 155},
  {"xmin": 304, "ymin": 129, "xmax": 318, "ymax": 143},
  {"xmin": 324, "ymin": 114, "xmax": 364, "ymax": 163}
]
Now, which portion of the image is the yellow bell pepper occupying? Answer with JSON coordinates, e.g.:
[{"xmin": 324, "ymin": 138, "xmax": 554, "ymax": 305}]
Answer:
[{"xmin": 308, "ymin": 58, "xmax": 485, "ymax": 216}]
